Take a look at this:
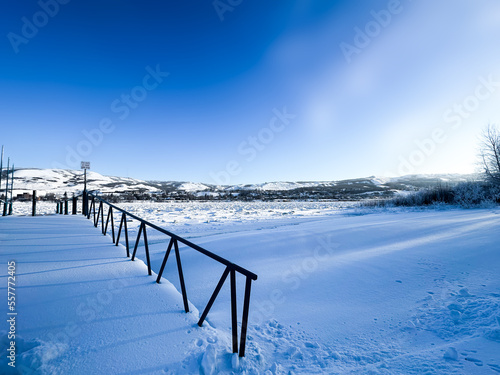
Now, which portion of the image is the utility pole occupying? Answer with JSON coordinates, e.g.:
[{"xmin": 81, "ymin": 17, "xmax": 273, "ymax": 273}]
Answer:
[
  {"xmin": 0, "ymin": 145, "xmax": 4, "ymax": 195},
  {"xmin": 3, "ymin": 158, "xmax": 9, "ymax": 216}
]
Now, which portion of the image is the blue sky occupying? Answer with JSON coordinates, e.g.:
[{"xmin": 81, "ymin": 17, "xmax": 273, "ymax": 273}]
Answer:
[{"xmin": 2, "ymin": 0, "xmax": 500, "ymax": 184}]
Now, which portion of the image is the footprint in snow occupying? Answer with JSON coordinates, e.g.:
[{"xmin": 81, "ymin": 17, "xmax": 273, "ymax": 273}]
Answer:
[
  {"xmin": 465, "ymin": 357, "xmax": 483, "ymax": 366},
  {"xmin": 488, "ymin": 363, "xmax": 500, "ymax": 373}
]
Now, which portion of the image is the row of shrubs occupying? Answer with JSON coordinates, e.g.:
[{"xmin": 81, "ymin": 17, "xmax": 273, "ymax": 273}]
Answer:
[{"xmin": 362, "ymin": 181, "xmax": 500, "ymax": 208}]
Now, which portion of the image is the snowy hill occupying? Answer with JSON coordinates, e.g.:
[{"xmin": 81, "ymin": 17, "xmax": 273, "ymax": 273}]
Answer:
[
  {"xmin": 10, "ymin": 168, "xmax": 161, "ymax": 197},
  {"xmin": 9, "ymin": 168, "xmax": 481, "ymax": 199}
]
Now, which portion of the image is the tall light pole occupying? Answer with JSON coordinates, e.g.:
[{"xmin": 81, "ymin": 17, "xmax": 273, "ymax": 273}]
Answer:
[
  {"xmin": 3, "ymin": 157, "xmax": 9, "ymax": 216},
  {"xmin": 0, "ymin": 146, "xmax": 4, "ymax": 195}
]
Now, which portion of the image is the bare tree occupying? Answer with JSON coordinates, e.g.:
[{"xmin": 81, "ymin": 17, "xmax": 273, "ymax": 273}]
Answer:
[{"xmin": 480, "ymin": 124, "xmax": 500, "ymax": 185}]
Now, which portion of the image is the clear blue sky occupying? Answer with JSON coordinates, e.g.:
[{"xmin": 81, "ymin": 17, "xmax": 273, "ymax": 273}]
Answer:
[{"xmin": 2, "ymin": 0, "xmax": 500, "ymax": 184}]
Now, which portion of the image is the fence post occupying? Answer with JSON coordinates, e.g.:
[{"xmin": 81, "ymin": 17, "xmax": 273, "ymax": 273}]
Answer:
[
  {"xmin": 239, "ymin": 276, "xmax": 253, "ymax": 357},
  {"xmin": 230, "ymin": 269, "xmax": 238, "ymax": 353},
  {"xmin": 63, "ymin": 191, "xmax": 68, "ymax": 215},
  {"xmin": 72, "ymin": 195, "xmax": 77, "ymax": 215},
  {"xmin": 32, "ymin": 190, "xmax": 37, "ymax": 216},
  {"xmin": 83, "ymin": 190, "xmax": 88, "ymax": 216}
]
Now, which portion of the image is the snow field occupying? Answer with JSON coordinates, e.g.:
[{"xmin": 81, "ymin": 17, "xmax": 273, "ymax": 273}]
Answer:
[
  {"xmin": 12, "ymin": 200, "xmax": 354, "ymax": 235},
  {"xmin": 118, "ymin": 207, "xmax": 500, "ymax": 373},
  {"xmin": 1, "ymin": 204, "xmax": 500, "ymax": 373}
]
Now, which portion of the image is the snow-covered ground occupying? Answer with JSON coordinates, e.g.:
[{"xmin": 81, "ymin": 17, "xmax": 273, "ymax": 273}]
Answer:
[
  {"xmin": 2, "ymin": 203, "xmax": 500, "ymax": 374},
  {"xmin": 0, "ymin": 215, "xmax": 223, "ymax": 375},
  {"xmin": 12, "ymin": 201, "xmax": 355, "ymax": 237}
]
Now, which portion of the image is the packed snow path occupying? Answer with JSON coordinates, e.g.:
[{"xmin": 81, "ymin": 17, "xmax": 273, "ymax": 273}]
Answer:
[{"xmin": 0, "ymin": 215, "xmax": 228, "ymax": 374}]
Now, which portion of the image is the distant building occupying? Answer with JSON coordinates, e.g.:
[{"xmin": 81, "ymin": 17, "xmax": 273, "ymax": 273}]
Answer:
[
  {"xmin": 16, "ymin": 192, "xmax": 33, "ymax": 201},
  {"xmin": 44, "ymin": 193, "xmax": 56, "ymax": 201}
]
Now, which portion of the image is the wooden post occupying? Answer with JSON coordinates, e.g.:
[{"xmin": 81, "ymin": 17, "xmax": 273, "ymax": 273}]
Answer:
[
  {"xmin": 9, "ymin": 164, "xmax": 14, "ymax": 215},
  {"xmin": 7, "ymin": 164, "xmax": 15, "ymax": 215},
  {"xmin": 32, "ymin": 190, "xmax": 37, "ymax": 216},
  {"xmin": 82, "ymin": 191, "xmax": 87, "ymax": 215}
]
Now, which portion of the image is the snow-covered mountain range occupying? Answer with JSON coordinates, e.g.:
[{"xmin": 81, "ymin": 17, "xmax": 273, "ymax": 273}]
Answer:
[{"xmin": 6, "ymin": 168, "xmax": 481, "ymax": 200}]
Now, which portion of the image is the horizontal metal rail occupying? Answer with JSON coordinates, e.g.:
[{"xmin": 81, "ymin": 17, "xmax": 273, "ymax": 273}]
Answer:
[
  {"xmin": 90, "ymin": 195, "xmax": 257, "ymax": 279},
  {"xmin": 85, "ymin": 192, "xmax": 257, "ymax": 357}
]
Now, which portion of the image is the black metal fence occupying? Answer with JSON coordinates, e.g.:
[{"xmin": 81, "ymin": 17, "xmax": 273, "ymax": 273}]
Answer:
[{"xmin": 82, "ymin": 193, "xmax": 257, "ymax": 357}]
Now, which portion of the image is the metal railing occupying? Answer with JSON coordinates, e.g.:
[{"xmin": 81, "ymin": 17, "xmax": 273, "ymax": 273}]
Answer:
[{"xmin": 85, "ymin": 193, "xmax": 257, "ymax": 357}]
